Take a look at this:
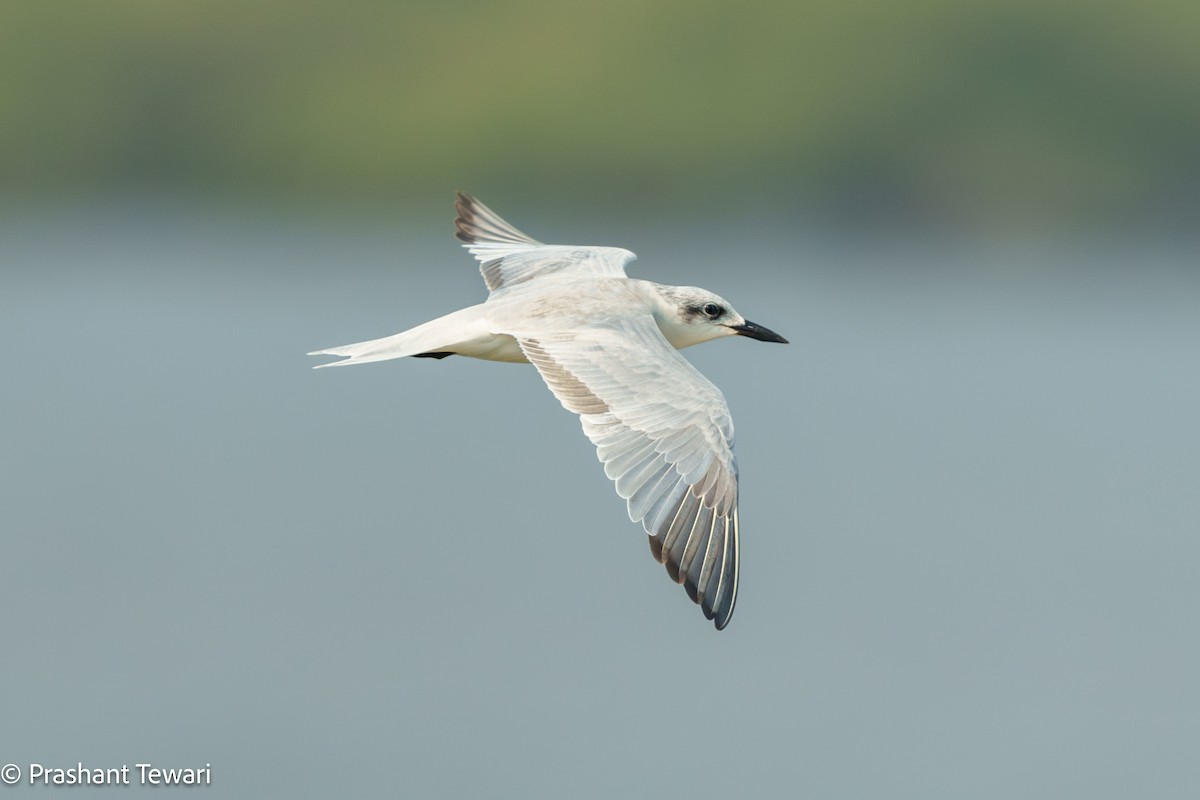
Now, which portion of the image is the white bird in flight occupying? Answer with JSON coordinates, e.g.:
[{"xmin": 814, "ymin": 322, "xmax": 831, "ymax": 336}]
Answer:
[{"xmin": 310, "ymin": 193, "xmax": 787, "ymax": 630}]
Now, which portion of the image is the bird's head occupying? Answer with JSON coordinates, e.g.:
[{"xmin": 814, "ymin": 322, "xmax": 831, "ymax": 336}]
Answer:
[{"xmin": 657, "ymin": 286, "xmax": 789, "ymax": 349}]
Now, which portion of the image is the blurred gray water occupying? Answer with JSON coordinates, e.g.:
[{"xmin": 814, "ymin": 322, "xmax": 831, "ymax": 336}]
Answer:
[{"xmin": 1, "ymin": 201, "xmax": 1197, "ymax": 798}]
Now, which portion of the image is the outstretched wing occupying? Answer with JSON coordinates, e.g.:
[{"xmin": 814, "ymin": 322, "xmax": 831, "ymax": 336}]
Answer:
[
  {"xmin": 517, "ymin": 316, "xmax": 740, "ymax": 630},
  {"xmin": 454, "ymin": 192, "xmax": 636, "ymax": 293}
]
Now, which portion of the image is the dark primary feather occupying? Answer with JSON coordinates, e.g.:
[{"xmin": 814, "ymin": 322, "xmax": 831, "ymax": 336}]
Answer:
[{"xmin": 454, "ymin": 191, "xmax": 539, "ymax": 246}]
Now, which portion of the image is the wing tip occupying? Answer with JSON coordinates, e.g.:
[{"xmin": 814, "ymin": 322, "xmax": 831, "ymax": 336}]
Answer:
[
  {"xmin": 705, "ymin": 587, "xmax": 736, "ymax": 631},
  {"xmin": 452, "ymin": 190, "xmax": 537, "ymax": 247},
  {"xmin": 650, "ymin": 515, "xmax": 738, "ymax": 630},
  {"xmin": 453, "ymin": 190, "xmax": 481, "ymax": 244}
]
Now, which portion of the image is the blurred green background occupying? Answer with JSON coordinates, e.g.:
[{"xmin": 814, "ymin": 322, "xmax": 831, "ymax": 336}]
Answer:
[{"xmin": 4, "ymin": 0, "xmax": 1198, "ymax": 232}]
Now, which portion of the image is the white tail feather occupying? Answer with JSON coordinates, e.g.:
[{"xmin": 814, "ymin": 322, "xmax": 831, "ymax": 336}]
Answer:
[{"xmin": 308, "ymin": 304, "xmax": 489, "ymax": 368}]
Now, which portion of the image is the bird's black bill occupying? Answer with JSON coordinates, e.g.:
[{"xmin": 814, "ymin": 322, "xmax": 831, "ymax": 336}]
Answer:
[{"xmin": 730, "ymin": 320, "xmax": 788, "ymax": 344}]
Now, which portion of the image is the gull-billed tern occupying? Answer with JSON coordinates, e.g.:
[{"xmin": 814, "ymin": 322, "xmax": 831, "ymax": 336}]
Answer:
[{"xmin": 310, "ymin": 193, "xmax": 787, "ymax": 630}]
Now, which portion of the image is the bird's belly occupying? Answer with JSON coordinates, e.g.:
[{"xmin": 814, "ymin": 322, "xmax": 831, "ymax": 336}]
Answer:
[{"xmin": 454, "ymin": 333, "xmax": 529, "ymax": 363}]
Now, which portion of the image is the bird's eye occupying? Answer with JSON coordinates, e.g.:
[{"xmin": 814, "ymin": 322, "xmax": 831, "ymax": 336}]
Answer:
[{"xmin": 703, "ymin": 303, "xmax": 722, "ymax": 318}]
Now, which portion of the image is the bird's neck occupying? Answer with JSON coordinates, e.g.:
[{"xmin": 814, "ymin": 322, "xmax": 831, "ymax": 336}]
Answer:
[{"xmin": 639, "ymin": 281, "xmax": 708, "ymax": 350}]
